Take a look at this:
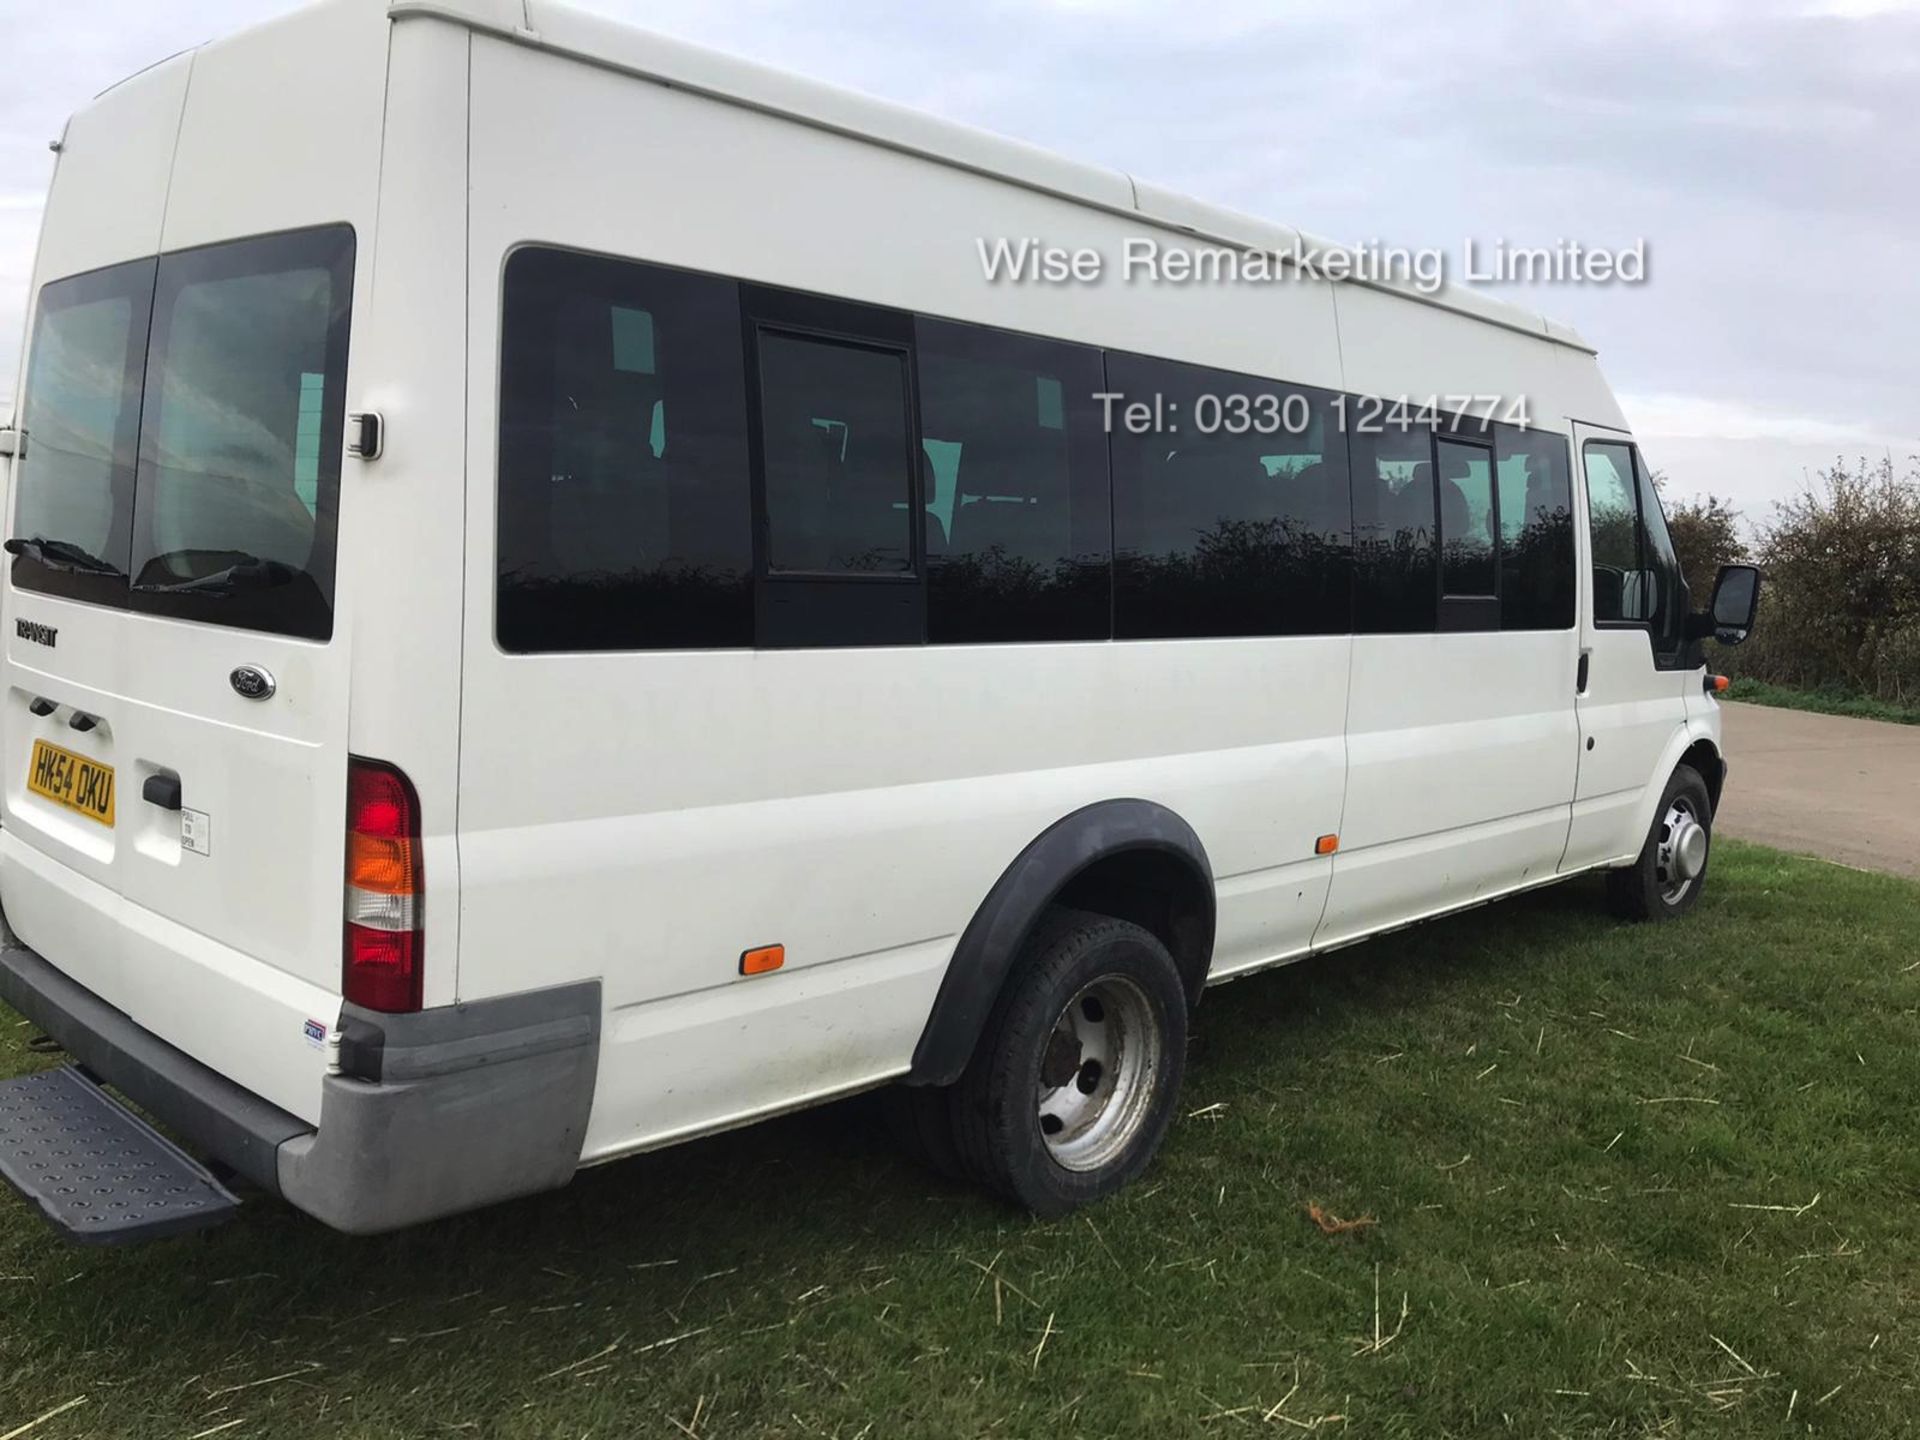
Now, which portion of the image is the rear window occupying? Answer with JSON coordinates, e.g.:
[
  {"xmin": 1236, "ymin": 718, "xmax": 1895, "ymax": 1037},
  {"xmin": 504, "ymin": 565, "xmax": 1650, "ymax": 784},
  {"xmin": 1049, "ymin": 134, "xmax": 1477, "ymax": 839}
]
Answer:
[{"xmin": 9, "ymin": 226, "xmax": 354, "ymax": 640}]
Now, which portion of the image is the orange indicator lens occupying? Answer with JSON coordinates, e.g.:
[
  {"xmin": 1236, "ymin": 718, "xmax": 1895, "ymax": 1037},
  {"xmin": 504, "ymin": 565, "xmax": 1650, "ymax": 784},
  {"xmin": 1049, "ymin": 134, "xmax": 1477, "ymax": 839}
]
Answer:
[{"xmin": 740, "ymin": 944, "xmax": 785, "ymax": 976}]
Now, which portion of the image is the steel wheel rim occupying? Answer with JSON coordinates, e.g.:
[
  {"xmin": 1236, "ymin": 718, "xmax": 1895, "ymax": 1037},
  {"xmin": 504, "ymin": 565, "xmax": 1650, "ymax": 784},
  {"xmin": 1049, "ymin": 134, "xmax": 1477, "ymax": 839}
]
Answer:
[
  {"xmin": 1035, "ymin": 974, "xmax": 1162, "ymax": 1173},
  {"xmin": 1655, "ymin": 796, "xmax": 1706, "ymax": 906}
]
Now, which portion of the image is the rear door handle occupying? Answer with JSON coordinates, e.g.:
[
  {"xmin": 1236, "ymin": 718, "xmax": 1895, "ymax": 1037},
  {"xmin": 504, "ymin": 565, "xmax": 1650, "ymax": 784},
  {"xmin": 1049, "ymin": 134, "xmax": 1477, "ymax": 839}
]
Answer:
[{"xmin": 142, "ymin": 774, "xmax": 182, "ymax": 811}]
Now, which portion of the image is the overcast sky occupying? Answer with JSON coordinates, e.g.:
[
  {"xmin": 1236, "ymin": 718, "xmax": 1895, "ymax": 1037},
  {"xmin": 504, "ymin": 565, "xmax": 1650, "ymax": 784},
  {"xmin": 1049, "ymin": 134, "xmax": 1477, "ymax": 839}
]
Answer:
[{"xmin": 3, "ymin": 0, "xmax": 1915, "ymax": 519}]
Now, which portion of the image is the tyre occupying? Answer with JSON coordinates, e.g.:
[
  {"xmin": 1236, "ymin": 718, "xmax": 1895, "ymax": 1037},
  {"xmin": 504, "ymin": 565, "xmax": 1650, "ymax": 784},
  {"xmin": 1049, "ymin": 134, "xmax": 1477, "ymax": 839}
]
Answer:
[
  {"xmin": 946, "ymin": 907, "xmax": 1189, "ymax": 1218},
  {"xmin": 880, "ymin": 1083, "xmax": 967, "ymax": 1182},
  {"xmin": 1607, "ymin": 763, "xmax": 1713, "ymax": 921}
]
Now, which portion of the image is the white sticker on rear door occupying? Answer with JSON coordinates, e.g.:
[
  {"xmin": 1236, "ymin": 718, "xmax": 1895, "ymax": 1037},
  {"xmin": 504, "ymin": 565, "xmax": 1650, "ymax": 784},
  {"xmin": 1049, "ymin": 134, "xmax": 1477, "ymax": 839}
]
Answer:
[{"xmin": 181, "ymin": 807, "xmax": 211, "ymax": 856}]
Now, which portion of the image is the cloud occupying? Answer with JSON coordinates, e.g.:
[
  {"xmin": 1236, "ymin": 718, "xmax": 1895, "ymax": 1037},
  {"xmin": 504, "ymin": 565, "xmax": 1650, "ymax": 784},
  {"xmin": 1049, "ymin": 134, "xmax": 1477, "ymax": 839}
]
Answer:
[
  {"xmin": 1806, "ymin": 0, "xmax": 1920, "ymax": 15},
  {"xmin": 1620, "ymin": 392, "xmax": 1914, "ymax": 448}
]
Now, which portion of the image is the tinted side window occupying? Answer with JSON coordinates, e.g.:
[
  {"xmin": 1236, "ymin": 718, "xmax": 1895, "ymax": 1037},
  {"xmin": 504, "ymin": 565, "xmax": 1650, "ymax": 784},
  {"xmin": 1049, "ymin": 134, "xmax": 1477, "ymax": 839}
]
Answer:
[
  {"xmin": 1436, "ymin": 437, "xmax": 1495, "ymax": 597},
  {"xmin": 757, "ymin": 333, "xmax": 914, "ymax": 575},
  {"xmin": 497, "ymin": 248, "xmax": 752, "ymax": 652},
  {"xmin": 917, "ymin": 317, "xmax": 1110, "ymax": 643},
  {"xmin": 1108, "ymin": 353, "xmax": 1350, "ymax": 639},
  {"xmin": 1495, "ymin": 424, "xmax": 1575, "ymax": 629},
  {"xmin": 1350, "ymin": 423, "xmax": 1436, "ymax": 633},
  {"xmin": 1584, "ymin": 441, "xmax": 1644, "ymax": 624}
]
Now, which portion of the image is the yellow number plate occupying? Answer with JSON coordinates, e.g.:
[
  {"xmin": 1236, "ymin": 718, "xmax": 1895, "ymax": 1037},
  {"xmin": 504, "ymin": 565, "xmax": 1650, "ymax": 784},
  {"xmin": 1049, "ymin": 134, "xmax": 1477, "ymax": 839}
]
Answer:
[{"xmin": 26, "ymin": 738, "xmax": 116, "ymax": 828}]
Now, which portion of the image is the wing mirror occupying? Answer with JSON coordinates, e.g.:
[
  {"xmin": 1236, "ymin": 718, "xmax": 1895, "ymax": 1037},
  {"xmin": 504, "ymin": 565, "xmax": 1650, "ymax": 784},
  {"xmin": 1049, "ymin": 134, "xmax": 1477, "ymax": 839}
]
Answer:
[{"xmin": 1704, "ymin": 563, "xmax": 1761, "ymax": 645}]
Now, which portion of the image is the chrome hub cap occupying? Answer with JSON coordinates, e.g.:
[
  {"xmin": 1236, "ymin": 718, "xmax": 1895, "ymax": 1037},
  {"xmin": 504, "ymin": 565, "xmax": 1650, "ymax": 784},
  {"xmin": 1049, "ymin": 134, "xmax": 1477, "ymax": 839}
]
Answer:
[
  {"xmin": 1655, "ymin": 797, "xmax": 1707, "ymax": 904},
  {"xmin": 1036, "ymin": 975, "xmax": 1162, "ymax": 1172}
]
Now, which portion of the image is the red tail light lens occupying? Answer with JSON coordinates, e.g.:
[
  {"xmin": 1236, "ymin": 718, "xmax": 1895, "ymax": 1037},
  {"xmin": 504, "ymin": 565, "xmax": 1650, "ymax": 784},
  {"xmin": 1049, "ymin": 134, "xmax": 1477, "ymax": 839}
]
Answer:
[
  {"xmin": 344, "ymin": 758, "xmax": 423, "ymax": 1012},
  {"xmin": 345, "ymin": 925, "xmax": 420, "ymax": 1012}
]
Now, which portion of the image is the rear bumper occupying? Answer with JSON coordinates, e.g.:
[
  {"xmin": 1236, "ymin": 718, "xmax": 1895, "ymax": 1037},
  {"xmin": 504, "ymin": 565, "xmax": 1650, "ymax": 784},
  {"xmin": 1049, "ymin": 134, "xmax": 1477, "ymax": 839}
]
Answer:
[
  {"xmin": 0, "ymin": 928, "xmax": 600, "ymax": 1235},
  {"xmin": 0, "ymin": 943, "xmax": 305, "ymax": 1192}
]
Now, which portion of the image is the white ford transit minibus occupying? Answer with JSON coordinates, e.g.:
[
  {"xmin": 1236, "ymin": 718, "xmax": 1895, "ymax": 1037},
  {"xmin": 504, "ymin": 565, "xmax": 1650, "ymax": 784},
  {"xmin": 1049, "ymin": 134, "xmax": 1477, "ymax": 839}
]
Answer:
[{"xmin": 0, "ymin": 0, "xmax": 1760, "ymax": 1241}]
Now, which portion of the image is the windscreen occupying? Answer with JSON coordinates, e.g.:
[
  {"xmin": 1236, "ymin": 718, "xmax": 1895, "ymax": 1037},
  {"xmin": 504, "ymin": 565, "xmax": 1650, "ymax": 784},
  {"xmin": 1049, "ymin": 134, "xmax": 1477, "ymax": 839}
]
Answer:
[{"xmin": 10, "ymin": 225, "xmax": 354, "ymax": 640}]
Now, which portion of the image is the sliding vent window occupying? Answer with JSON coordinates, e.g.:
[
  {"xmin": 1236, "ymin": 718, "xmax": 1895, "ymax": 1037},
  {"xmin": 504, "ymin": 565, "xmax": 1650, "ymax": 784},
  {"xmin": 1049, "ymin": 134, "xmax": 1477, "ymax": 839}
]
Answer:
[
  {"xmin": 1494, "ymin": 425, "xmax": 1574, "ymax": 630},
  {"xmin": 126, "ymin": 227, "xmax": 353, "ymax": 640},
  {"xmin": 757, "ymin": 333, "xmax": 914, "ymax": 575},
  {"xmin": 497, "ymin": 248, "xmax": 754, "ymax": 651},
  {"xmin": 1350, "ymin": 423, "xmax": 1437, "ymax": 633},
  {"xmin": 10, "ymin": 258, "xmax": 155, "ymax": 609},
  {"xmin": 1108, "ymin": 352, "xmax": 1350, "ymax": 639},
  {"xmin": 917, "ymin": 317, "xmax": 1111, "ymax": 642},
  {"xmin": 1436, "ymin": 438, "xmax": 1496, "ymax": 598}
]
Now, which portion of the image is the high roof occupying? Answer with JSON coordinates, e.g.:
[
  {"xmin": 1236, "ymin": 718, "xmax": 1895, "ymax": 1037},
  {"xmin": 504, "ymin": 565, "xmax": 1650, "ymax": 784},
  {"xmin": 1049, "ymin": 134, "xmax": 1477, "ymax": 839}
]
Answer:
[{"xmin": 390, "ymin": 0, "xmax": 1591, "ymax": 352}]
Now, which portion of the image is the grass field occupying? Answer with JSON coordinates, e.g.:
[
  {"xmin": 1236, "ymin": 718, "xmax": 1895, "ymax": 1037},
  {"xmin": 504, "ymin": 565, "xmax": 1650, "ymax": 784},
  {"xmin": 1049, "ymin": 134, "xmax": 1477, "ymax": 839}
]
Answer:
[
  {"xmin": 1727, "ymin": 677, "xmax": 1920, "ymax": 727},
  {"xmin": 3, "ymin": 840, "xmax": 1918, "ymax": 1438}
]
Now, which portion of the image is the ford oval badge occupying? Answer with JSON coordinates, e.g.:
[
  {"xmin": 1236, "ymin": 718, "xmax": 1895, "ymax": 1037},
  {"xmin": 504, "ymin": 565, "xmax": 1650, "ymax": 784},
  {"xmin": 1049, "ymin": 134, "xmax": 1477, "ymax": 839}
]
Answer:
[{"xmin": 230, "ymin": 664, "xmax": 276, "ymax": 701}]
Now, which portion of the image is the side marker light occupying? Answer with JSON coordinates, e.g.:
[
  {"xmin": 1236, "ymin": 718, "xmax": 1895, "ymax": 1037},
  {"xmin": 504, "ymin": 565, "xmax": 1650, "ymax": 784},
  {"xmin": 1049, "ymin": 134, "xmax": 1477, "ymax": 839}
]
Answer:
[{"xmin": 740, "ymin": 944, "xmax": 785, "ymax": 976}]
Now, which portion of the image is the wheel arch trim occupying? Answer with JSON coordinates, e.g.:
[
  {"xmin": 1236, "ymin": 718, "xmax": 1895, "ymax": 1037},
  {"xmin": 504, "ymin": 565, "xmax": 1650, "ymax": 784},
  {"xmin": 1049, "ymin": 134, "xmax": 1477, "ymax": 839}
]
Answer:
[
  {"xmin": 906, "ymin": 798, "xmax": 1215, "ymax": 1087},
  {"xmin": 1678, "ymin": 733, "xmax": 1727, "ymax": 816},
  {"xmin": 1619, "ymin": 721, "xmax": 1724, "ymax": 865}
]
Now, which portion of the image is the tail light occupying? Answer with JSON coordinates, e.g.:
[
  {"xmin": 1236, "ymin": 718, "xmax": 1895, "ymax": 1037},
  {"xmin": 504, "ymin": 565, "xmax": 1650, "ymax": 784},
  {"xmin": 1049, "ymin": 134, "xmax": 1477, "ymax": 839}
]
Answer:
[{"xmin": 344, "ymin": 757, "xmax": 423, "ymax": 1012}]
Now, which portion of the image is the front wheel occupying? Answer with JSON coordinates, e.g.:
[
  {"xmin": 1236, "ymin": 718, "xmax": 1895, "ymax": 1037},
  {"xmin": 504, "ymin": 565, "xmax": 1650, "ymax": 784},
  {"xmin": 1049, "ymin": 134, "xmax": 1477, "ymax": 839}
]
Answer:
[
  {"xmin": 1607, "ymin": 763, "xmax": 1713, "ymax": 921},
  {"xmin": 948, "ymin": 908, "xmax": 1189, "ymax": 1218}
]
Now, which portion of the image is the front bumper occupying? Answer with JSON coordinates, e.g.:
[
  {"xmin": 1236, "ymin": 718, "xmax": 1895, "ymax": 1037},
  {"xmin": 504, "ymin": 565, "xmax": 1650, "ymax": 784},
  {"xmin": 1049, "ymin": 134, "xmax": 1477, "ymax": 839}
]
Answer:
[{"xmin": 0, "ymin": 935, "xmax": 600, "ymax": 1235}]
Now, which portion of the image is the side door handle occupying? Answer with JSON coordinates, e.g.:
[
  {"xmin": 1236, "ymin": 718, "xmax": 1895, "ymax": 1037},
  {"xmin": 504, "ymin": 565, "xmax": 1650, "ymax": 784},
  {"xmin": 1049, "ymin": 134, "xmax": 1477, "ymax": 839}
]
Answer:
[{"xmin": 1576, "ymin": 652, "xmax": 1590, "ymax": 695}]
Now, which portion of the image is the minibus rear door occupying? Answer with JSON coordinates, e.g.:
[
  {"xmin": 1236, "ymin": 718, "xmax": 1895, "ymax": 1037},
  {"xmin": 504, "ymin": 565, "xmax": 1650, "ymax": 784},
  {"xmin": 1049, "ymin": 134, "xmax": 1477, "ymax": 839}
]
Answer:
[{"xmin": 3, "ymin": 226, "xmax": 359, "ymax": 1035}]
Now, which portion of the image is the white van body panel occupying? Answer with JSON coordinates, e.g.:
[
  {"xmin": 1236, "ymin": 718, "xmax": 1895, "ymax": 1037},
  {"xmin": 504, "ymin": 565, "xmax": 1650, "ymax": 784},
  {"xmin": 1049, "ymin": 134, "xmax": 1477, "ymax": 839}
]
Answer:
[
  {"xmin": 158, "ymin": 4, "xmax": 390, "ymax": 255},
  {"xmin": 1316, "ymin": 629, "xmax": 1581, "ymax": 948},
  {"xmin": 0, "ymin": 0, "xmax": 1723, "ymax": 1217},
  {"xmin": 0, "ymin": 834, "xmax": 341, "ymax": 1120},
  {"xmin": 456, "ymin": 30, "xmax": 1358, "ymax": 1154},
  {"xmin": 31, "ymin": 57, "xmax": 190, "ymax": 282},
  {"xmin": 340, "ymin": 12, "xmax": 474, "ymax": 1008}
]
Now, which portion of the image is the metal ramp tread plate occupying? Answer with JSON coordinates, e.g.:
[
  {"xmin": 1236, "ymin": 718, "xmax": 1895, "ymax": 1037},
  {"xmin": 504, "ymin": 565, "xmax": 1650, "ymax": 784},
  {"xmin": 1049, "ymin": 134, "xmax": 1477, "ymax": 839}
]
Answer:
[{"xmin": 0, "ymin": 1064, "xmax": 240, "ymax": 1244}]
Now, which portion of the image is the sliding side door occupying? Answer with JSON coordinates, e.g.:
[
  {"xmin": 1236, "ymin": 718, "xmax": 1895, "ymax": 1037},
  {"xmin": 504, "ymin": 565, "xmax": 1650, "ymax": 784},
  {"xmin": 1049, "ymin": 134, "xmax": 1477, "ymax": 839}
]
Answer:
[{"xmin": 1318, "ymin": 416, "xmax": 1581, "ymax": 946}]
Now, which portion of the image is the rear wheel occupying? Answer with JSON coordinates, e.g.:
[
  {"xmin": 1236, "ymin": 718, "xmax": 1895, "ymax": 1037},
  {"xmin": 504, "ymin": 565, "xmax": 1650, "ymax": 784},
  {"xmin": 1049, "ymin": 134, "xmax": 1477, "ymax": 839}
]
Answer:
[
  {"xmin": 946, "ymin": 907, "xmax": 1188, "ymax": 1217},
  {"xmin": 1607, "ymin": 763, "xmax": 1713, "ymax": 921},
  {"xmin": 880, "ymin": 1082, "xmax": 967, "ymax": 1182}
]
